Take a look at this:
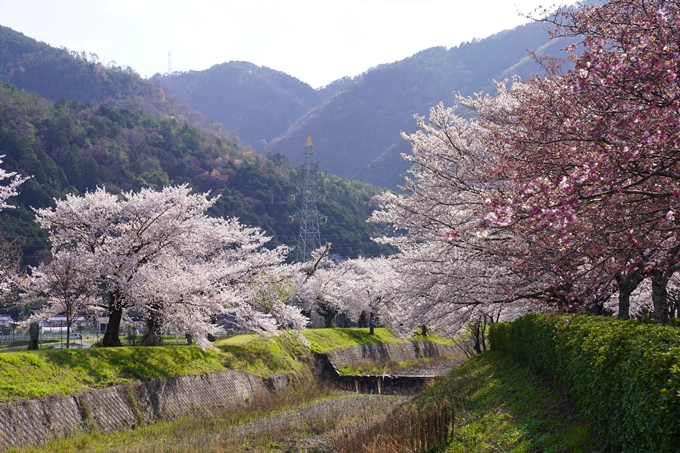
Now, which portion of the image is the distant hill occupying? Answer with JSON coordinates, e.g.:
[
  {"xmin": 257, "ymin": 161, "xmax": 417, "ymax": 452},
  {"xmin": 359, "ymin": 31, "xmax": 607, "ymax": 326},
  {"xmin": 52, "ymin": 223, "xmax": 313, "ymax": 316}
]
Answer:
[
  {"xmin": 265, "ymin": 21, "xmax": 576, "ymax": 188},
  {"xmin": 154, "ymin": 21, "xmax": 574, "ymax": 188},
  {"xmin": 153, "ymin": 62, "xmax": 342, "ymax": 150},
  {"xmin": 0, "ymin": 82, "xmax": 393, "ymax": 265},
  {"xmin": 0, "ymin": 25, "xmax": 226, "ymax": 139}
]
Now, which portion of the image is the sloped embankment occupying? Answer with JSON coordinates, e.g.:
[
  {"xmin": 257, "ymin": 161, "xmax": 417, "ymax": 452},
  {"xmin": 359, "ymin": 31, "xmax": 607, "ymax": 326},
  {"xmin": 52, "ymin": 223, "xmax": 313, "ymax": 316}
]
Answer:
[
  {"xmin": 0, "ymin": 370, "xmax": 266, "ymax": 449},
  {"xmin": 0, "ymin": 328, "xmax": 452, "ymax": 450}
]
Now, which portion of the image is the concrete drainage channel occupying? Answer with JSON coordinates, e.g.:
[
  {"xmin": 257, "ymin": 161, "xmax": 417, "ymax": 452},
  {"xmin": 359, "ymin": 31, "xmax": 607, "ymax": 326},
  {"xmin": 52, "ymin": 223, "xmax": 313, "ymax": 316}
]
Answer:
[
  {"xmin": 315, "ymin": 341, "xmax": 460, "ymax": 395},
  {"xmin": 0, "ymin": 341, "xmax": 459, "ymax": 450}
]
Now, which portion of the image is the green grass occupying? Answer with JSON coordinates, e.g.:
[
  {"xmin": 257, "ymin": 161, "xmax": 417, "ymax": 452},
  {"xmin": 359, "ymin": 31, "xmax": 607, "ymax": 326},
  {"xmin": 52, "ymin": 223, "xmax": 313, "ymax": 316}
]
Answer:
[
  {"xmin": 0, "ymin": 347, "xmax": 225, "ymax": 400},
  {"xmin": 411, "ymin": 350, "xmax": 607, "ymax": 452},
  {"xmin": 301, "ymin": 327, "xmax": 419, "ymax": 353},
  {"xmin": 212, "ymin": 331, "xmax": 309, "ymax": 377},
  {"xmin": 0, "ymin": 328, "xmax": 454, "ymax": 401},
  {"xmin": 0, "ymin": 332, "xmax": 310, "ymax": 401}
]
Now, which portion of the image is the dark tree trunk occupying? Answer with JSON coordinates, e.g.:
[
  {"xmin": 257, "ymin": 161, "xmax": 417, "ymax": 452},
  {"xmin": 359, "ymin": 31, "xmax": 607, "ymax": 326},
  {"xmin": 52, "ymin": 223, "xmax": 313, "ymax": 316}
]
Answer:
[
  {"xmin": 324, "ymin": 313, "xmax": 336, "ymax": 328},
  {"xmin": 185, "ymin": 333, "xmax": 193, "ymax": 345},
  {"xmin": 651, "ymin": 270, "xmax": 671, "ymax": 324},
  {"xmin": 317, "ymin": 300, "xmax": 338, "ymax": 328},
  {"xmin": 103, "ymin": 306, "xmax": 123, "ymax": 347},
  {"xmin": 369, "ymin": 311, "xmax": 376, "ymax": 335},
  {"xmin": 421, "ymin": 325, "xmax": 428, "ymax": 337},
  {"xmin": 27, "ymin": 322, "xmax": 39, "ymax": 350},
  {"xmin": 588, "ymin": 301, "xmax": 605, "ymax": 315},
  {"xmin": 617, "ymin": 271, "xmax": 644, "ymax": 320},
  {"xmin": 141, "ymin": 310, "xmax": 164, "ymax": 346}
]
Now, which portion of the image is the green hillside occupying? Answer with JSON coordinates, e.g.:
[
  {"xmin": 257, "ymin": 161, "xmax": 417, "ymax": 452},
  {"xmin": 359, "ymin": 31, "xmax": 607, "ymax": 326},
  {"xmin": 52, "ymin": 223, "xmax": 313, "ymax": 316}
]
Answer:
[
  {"xmin": 150, "ymin": 21, "xmax": 574, "ymax": 189},
  {"xmin": 0, "ymin": 25, "xmax": 224, "ymax": 138},
  {"xmin": 0, "ymin": 328, "xmax": 416, "ymax": 401},
  {"xmin": 266, "ymin": 22, "xmax": 575, "ymax": 188},
  {"xmin": 0, "ymin": 82, "xmax": 393, "ymax": 268},
  {"xmin": 154, "ymin": 61, "xmax": 340, "ymax": 150}
]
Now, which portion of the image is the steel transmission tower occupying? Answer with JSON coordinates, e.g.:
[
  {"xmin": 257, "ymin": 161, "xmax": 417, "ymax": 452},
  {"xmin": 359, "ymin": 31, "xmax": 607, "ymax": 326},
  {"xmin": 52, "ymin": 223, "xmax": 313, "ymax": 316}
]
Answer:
[{"xmin": 295, "ymin": 135, "xmax": 323, "ymax": 263}]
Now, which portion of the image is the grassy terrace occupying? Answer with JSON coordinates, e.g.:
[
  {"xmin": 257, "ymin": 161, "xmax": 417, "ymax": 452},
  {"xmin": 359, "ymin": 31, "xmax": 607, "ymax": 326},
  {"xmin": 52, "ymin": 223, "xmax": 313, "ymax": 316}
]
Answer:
[{"xmin": 0, "ymin": 328, "xmax": 436, "ymax": 401}]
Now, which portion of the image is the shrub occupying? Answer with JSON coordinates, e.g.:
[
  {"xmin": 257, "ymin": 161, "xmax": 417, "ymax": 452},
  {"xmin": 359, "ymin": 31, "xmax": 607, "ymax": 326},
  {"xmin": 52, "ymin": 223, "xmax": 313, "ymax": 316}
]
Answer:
[
  {"xmin": 488, "ymin": 322, "xmax": 511, "ymax": 353},
  {"xmin": 503, "ymin": 314, "xmax": 680, "ymax": 453}
]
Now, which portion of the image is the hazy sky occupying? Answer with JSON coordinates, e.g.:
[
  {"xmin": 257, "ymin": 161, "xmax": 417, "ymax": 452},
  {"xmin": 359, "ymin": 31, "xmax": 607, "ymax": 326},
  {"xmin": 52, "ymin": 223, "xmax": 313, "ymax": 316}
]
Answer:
[{"xmin": 0, "ymin": 0, "xmax": 575, "ymax": 88}]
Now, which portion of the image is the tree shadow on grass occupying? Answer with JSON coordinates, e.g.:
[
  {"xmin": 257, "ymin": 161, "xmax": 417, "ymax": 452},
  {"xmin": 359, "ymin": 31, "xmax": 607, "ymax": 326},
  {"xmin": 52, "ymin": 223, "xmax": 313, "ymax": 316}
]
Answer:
[{"xmin": 412, "ymin": 350, "xmax": 611, "ymax": 453}]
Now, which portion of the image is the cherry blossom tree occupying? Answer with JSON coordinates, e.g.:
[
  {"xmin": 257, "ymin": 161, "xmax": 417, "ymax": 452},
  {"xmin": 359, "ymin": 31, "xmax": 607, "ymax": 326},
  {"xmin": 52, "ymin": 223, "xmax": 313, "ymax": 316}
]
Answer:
[
  {"xmin": 0, "ymin": 156, "xmax": 28, "ymax": 210},
  {"xmin": 475, "ymin": 0, "xmax": 680, "ymax": 322},
  {"xmin": 331, "ymin": 256, "xmax": 398, "ymax": 334},
  {"xmin": 35, "ymin": 185, "xmax": 301, "ymax": 347},
  {"xmin": 294, "ymin": 255, "xmax": 345, "ymax": 328},
  {"xmin": 367, "ymin": 1, "xmax": 680, "ymax": 329},
  {"xmin": 28, "ymin": 251, "xmax": 94, "ymax": 348},
  {"xmin": 366, "ymin": 99, "xmax": 534, "ymax": 337},
  {"xmin": 0, "ymin": 157, "xmax": 28, "ymax": 305}
]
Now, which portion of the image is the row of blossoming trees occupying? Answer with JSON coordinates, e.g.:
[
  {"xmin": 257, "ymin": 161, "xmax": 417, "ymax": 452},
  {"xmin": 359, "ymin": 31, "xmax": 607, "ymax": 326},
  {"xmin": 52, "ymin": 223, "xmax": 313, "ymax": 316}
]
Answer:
[
  {"xmin": 365, "ymin": 0, "xmax": 680, "ymax": 333},
  {"xmin": 8, "ymin": 0, "xmax": 680, "ymax": 348}
]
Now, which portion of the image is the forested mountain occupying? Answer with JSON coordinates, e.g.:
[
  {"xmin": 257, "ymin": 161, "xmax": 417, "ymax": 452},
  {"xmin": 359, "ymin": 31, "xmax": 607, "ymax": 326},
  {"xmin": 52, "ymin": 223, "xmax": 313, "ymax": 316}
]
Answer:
[
  {"xmin": 154, "ymin": 21, "xmax": 573, "ymax": 188},
  {"xmin": 0, "ymin": 82, "xmax": 393, "ymax": 265},
  {"xmin": 0, "ymin": 25, "xmax": 225, "ymax": 139},
  {"xmin": 153, "ymin": 62, "xmax": 350, "ymax": 150},
  {"xmin": 265, "ymin": 21, "xmax": 575, "ymax": 188}
]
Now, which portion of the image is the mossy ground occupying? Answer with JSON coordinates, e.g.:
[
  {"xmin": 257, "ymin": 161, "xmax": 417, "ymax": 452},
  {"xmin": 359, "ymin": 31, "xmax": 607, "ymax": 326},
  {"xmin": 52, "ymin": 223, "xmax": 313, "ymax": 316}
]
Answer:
[
  {"xmin": 411, "ymin": 350, "xmax": 608, "ymax": 452},
  {"xmin": 300, "ymin": 327, "xmax": 404, "ymax": 353},
  {"xmin": 0, "ymin": 327, "xmax": 427, "ymax": 400},
  {"xmin": 0, "ymin": 332, "xmax": 311, "ymax": 401}
]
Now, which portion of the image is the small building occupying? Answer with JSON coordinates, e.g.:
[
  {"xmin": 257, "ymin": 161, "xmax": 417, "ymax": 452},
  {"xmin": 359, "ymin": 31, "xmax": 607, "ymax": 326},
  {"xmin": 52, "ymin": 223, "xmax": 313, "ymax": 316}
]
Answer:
[
  {"xmin": 97, "ymin": 317, "xmax": 108, "ymax": 333},
  {"xmin": 0, "ymin": 315, "xmax": 13, "ymax": 328},
  {"xmin": 45, "ymin": 315, "xmax": 87, "ymax": 330},
  {"xmin": 48, "ymin": 315, "xmax": 67, "ymax": 327}
]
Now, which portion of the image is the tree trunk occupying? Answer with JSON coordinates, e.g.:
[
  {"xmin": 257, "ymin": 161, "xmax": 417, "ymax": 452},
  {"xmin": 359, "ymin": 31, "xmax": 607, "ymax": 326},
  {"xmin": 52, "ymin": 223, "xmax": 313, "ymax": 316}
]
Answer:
[
  {"xmin": 651, "ymin": 270, "xmax": 671, "ymax": 324},
  {"xmin": 324, "ymin": 313, "xmax": 336, "ymax": 328},
  {"xmin": 369, "ymin": 312, "xmax": 376, "ymax": 335},
  {"xmin": 102, "ymin": 306, "xmax": 123, "ymax": 347},
  {"xmin": 316, "ymin": 300, "xmax": 338, "ymax": 328},
  {"xmin": 141, "ymin": 311, "xmax": 164, "ymax": 346},
  {"xmin": 617, "ymin": 271, "xmax": 644, "ymax": 320},
  {"xmin": 27, "ymin": 322, "xmax": 39, "ymax": 350},
  {"xmin": 588, "ymin": 301, "xmax": 605, "ymax": 315},
  {"xmin": 421, "ymin": 325, "xmax": 428, "ymax": 337},
  {"xmin": 185, "ymin": 333, "xmax": 193, "ymax": 345}
]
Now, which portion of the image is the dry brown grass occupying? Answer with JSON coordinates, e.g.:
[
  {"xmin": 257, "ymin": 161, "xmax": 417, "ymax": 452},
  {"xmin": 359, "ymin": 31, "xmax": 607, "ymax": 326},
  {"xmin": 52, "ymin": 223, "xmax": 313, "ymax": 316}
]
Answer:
[{"xmin": 332, "ymin": 398, "xmax": 454, "ymax": 453}]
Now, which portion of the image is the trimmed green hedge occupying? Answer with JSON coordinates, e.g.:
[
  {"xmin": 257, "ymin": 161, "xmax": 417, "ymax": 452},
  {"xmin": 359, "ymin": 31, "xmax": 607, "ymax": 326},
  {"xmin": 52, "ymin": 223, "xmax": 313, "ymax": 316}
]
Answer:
[
  {"xmin": 487, "ymin": 321, "xmax": 511, "ymax": 353},
  {"xmin": 488, "ymin": 315, "xmax": 680, "ymax": 453}
]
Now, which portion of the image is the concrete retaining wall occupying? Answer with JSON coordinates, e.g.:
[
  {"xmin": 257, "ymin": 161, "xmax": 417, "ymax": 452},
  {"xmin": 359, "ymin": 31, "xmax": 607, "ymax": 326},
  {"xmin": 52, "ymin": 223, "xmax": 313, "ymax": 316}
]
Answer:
[
  {"xmin": 0, "ymin": 341, "xmax": 454, "ymax": 450},
  {"xmin": 326, "ymin": 341, "xmax": 457, "ymax": 370},
  {"xmin": 0, "ymin": 369, "xmax": 267, "ymax": 450}
]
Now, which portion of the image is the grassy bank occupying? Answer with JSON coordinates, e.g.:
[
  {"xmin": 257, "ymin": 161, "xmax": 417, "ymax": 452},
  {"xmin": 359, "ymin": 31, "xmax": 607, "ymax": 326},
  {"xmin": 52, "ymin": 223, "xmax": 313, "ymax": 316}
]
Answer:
[
  {"xmin": 0, "ymin": 328, "xmax": 435, "ymax": 401},
  {"xmin": 8, "ymin": 378, "xmax": 341, "ymax": 453},
  {"xmin": 0, "ymin": 333, "xmax": 309, "ymax": 401},
  {"xmin": 301, "ymin": 327, "xmax": 452, "ymax": 354},
  {"xmin": 411, "ymin": 350, "xmax": 607, "ymax": 452}
]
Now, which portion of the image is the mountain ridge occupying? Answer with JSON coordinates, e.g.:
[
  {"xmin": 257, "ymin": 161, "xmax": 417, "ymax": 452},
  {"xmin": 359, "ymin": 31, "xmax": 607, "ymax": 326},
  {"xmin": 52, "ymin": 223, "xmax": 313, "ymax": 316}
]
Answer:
[{"xmin": 154, "ymin": 20, "xmax": 575, "ymax": 188}]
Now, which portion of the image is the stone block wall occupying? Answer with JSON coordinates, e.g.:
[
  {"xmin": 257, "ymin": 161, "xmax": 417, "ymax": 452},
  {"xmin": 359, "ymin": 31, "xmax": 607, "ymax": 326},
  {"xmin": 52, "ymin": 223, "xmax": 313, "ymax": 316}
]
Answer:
[
  {"xmin": 0, "ymin": 340, "xmax": 455, "ymax": 449},
  {"xmin": 326, "ymin": 341, "xmax": 458, "ymax": 371},
  {"xmin": 0, "ymin": 369, "xmax": 268, "ymax": 449}
]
